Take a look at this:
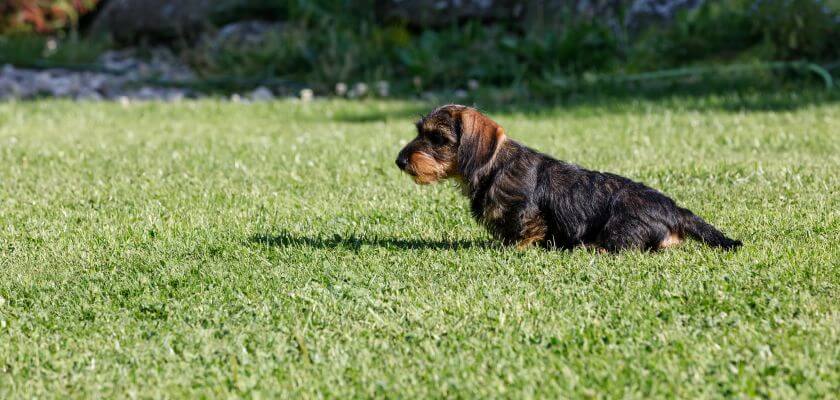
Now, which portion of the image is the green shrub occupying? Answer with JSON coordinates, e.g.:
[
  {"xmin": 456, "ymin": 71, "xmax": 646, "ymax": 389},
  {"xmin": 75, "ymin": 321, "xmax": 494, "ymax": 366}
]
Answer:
[
  {"xmin": 633, "ymin": 0, "xmax": 840, "ymax": 70},
  {"xmin": 0, "ymin": 33, "xmax": 109, "ymax": 66},
  {"xmin": 192, "ymin": 16, "xmax": 621, "ymax": 92},
  {"xmin": 4, "ymin": 0, "xmax": 836, "ymax": 97},
  {"xmin": 750, "ymin": 0, "xmax": 840, "ymax": 61}
]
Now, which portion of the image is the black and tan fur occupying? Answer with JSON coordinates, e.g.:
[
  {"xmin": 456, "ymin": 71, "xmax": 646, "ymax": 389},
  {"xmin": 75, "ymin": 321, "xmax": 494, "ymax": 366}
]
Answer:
[{"xmin": 396, "ymin": 104, "xmax": 742, "ymax": 253}]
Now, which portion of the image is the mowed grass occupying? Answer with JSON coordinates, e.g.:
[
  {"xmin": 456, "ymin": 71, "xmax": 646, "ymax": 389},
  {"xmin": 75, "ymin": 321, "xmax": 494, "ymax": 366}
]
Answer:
[{"xmin": 0, "ymin": 93, "xmax": 838, "ymax": 398}]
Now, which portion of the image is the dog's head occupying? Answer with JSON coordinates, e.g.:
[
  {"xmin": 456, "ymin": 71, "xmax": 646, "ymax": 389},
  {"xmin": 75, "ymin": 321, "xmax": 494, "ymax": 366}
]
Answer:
[{"xmin": 396, "ymin": 104, "xmax": 506, "ymax": 185}]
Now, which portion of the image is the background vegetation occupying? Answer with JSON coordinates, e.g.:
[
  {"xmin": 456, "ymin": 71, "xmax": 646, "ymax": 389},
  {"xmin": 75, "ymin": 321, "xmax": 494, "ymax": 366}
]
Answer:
[
  {"xmin": 195, "ymin": 0, "xmax": 840, "ymax": 95},
  {"xmin": 1, "ymin": 0, "xmax": 838, "ymax": 97}
]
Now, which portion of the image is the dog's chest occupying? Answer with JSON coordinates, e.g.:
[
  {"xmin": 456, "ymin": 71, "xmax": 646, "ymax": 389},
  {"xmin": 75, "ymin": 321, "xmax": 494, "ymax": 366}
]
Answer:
[{"xmin": 473, "ymin": 185, "xmax": 521, "ymax": 236}]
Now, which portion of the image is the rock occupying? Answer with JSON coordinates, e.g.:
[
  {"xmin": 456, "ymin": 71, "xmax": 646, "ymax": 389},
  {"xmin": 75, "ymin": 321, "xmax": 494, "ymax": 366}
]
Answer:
[
  {"xmin": 98, "ymin": 47, "xmax": 195, "ymax": 81},
  {"xmin": 378, "ymin": 0, "xmax": 526, "ymax": 28},
  {"xmin": 0, "ymin": 56, "xmax": 200, "ymax": 101},
  {"xmin": 203, "ymin": 20, "xmax": 285, "ymax": 50},
  {"xmin": 164, "ymin": 90, "xmax": 186, "ymax": 102},
  {"xmin": 377, "ymin": 0, "xmax": 705, "ymax": 33},
  {"xmin": 85, "ymin": 73, "xmax": 109, "ymax": 91},
  {"xmin": 90, "ymin": 0, "xmax": 216, "ymax": 43},
  {"xmin": 375, "ymin": 81, "xmax": 390, "ymax": 97},
  {"xmin": 123, "ymin": 86, "xmax": 190, "ymax": 102},
  {"xmin": 249, "ymin": 86, "xmax": 274, "ymax": 102},
  {"xmin": 0, "ymin": 79, "xmax": 22, "ymax": 100},
  {"xmin": 625, "ymin": 0, "xmax": 706, "ymax": 32},
  {"xmin": 76, "ymin": 89, "xmax": 104, "ymax": 101},
  {"xmin": 99, "ymin": 50, "xmax": 139, "ymax": 72},
  {"xmin": 135, "ymin": 87, "xmax": 159, "ymax": 100},
  {"xmin": 48, "ymin": 75, "xmax": 79, "ymax": 97}
]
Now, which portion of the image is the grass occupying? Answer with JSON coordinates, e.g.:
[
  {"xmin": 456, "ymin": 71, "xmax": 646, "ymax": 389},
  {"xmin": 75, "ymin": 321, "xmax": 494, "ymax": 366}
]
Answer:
[
  {"xmin": 0, "ymin": 34, "xmax": 111, "ymax": 68},
  {"xmin": 0, "ymin": 92, "xmax": 838, "ymax": 398}
]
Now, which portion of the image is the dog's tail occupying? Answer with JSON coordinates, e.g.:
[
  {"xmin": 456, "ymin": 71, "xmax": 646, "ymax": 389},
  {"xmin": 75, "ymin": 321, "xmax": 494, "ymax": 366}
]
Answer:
[{"xmin": 678, "ymin": 207, "xmax": 742, "ymax": 250}]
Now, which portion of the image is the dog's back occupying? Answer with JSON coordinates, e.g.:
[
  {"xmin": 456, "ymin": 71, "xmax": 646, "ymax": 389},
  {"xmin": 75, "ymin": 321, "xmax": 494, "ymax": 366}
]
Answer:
[{"xmin": 470, "ymin": 139, "xmax": 741, "ymax": 251}]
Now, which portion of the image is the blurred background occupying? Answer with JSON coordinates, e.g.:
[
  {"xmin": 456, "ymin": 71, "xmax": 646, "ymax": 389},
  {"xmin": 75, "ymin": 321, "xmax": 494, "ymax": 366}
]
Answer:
[{"xmin": 0, "ymin": 0, "xmax": 838, "ymax": 102}]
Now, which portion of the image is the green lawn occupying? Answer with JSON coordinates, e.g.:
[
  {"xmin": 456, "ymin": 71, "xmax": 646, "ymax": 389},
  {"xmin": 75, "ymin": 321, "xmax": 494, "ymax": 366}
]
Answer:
[{"xmin": 1, "ymin": 93, "xmax": 838, "ymax": 398}]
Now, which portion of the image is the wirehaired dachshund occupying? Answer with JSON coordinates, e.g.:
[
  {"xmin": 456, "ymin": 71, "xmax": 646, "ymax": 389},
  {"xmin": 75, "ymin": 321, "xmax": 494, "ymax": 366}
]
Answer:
[{"xmin": 396, "ymin": 104, "xmax": 742, "ymax": 253}]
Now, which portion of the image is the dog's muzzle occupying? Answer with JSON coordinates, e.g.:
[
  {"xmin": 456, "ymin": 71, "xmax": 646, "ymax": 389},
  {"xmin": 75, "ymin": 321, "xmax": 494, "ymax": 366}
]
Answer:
[{"xmin": 395, "ymin": 154, "xmax": 409, "ymax": 170}]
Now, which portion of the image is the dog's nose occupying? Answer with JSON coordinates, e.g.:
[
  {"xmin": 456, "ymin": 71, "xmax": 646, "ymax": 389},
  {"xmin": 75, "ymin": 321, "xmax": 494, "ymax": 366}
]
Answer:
[{"xmin": 396, "ymin": 155, "xmax": 409, "ymax": 170}]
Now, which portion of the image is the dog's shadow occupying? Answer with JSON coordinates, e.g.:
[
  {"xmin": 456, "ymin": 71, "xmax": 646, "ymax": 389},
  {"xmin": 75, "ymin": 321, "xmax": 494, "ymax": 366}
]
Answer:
[{"xmin": 249, "ymin": 231, "xmax": 494, "ymax": 251}]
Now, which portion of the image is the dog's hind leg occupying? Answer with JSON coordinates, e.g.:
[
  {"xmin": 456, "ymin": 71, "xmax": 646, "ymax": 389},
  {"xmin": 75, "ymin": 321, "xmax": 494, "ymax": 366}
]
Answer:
[
  {"xmin": 597, "ymin": 219, "xmax": 662, "ymax": 252},
  {"xmin": 596, "ymin": 198, "xmax": 672, "ymax": 253}
]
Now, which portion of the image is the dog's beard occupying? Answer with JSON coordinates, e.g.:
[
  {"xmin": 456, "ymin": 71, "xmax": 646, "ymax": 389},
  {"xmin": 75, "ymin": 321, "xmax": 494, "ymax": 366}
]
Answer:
[{"xmin": 407, "ymin": 152, "xmax": 451, "ymax": 185}]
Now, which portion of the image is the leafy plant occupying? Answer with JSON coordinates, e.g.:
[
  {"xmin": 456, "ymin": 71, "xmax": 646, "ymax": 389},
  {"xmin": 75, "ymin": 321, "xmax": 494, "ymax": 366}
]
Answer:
[
  {"xmin": 632, "ymin": 0, "xmax": 840, "ymax": 70},
  {"xmin": 750, "ymin": 0, "xmax": 840, "ymax": 60},
  {"xmin": 0, "ymin": 0, "xmax": 100, "ymax": 34}
]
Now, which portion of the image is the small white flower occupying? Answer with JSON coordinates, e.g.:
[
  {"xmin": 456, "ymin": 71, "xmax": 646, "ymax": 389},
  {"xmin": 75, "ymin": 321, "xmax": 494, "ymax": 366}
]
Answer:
[
  {"xmin": 300, "ymin": 88, "xmax": 314, "ymax": 102},
  {"xmin": 353, "ymin": 82, "xmax": 368, "ymax": 97},
  {"xmin": 335, "ymin": 82, "xmax": 348, "ymax": 96},
  {"xmin": 44, "ymin": 38, "xmax": 58, "ymax": 55}
]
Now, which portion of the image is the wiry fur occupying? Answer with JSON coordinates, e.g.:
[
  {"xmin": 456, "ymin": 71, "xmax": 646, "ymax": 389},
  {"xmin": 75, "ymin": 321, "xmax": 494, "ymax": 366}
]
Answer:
[{"xmin": 396, "ymin": 104, "xmax": 742, "ymax": 252}]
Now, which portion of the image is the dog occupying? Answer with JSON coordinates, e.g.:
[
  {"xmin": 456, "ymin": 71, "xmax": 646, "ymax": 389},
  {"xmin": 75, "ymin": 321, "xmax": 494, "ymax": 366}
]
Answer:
[{"xmin": 395, "ymin": 104, "xmax": 742, "ymax": 253}]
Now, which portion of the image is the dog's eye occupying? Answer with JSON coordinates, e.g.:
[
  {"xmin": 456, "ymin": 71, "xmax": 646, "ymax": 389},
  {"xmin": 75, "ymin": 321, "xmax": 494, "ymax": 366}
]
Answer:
[{"xmin": 428, "ymin": 134, "xmax": 447, "ymax": 145}]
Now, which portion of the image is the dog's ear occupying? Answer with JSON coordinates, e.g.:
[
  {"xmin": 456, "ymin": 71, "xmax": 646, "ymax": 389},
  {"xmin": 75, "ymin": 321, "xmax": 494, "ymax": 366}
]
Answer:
[{"xmin": 456, "ymin": 108, "xmax": 506, "ymax": 179}]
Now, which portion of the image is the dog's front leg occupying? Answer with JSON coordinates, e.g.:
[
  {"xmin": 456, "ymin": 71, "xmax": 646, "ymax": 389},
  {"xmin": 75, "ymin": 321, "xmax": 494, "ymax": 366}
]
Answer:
[{"xmin": 513, "ymin": 214, "xmax": 548, "ymax": 250}]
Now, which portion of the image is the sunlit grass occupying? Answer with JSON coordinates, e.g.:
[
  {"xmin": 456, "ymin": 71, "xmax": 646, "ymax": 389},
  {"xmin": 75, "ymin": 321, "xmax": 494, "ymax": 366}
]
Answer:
[{"xmin": 0, "ymin": 93, "xmax": 838, "ymax": 398}]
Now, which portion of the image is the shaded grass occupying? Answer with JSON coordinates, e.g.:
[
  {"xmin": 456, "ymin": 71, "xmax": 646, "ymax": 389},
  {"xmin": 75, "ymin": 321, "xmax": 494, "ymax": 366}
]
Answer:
[
  {"xmin": 0, "ymin": 93, "xmax": 838, "ymax": 398},
  {"xmin": 0, "ymin": 34, "xmax": 111, "ymax": 68}
]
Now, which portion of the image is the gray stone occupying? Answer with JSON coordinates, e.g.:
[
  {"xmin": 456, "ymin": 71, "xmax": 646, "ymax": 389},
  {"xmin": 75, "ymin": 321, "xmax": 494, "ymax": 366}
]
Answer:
[
  {"xmin": 378, "ymin": 0, "xmax": 525, "ymax": 28},
  {"xmin": 98, "ymin": 48, "xmax": 195, "ymax": 81},
  {"xmin": 165, "ymin": 90, "xmax": 186, "ymax": 102},
  {"xmin": 204, "ymin": 20, "xmax": 285, "ymax": 50},
  {"xmin": 626, "ymin": 0, "xmax": 705, "ymax": 32},
  {"xmin": 376, "ymin": 81, "xmax": 390, "ymax": 97},
  {"xmin": 90, "ymin": 0, "xmax": 216, "ymax": 43},
  {"xmin": 76, "ymin": 90, "xmax": 104, "ymax": 101},
  {"xmin": 249, "ymin": 86, "xmax": 275, "ymax": 102},
  {"xmin": 0, "ymin": 79, "xmax": 22, "ymax": 100},
  {"xmin": 377, "ymin": 0, "xmax": 705, "ymax": 33}
]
